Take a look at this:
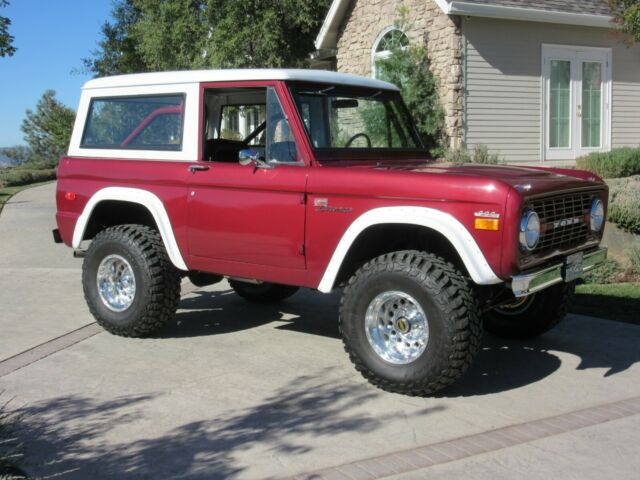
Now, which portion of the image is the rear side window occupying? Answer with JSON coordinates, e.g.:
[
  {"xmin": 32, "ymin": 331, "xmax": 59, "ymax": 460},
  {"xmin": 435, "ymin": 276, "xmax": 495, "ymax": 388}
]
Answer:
[{"xmin": 81, "ymin": 94, "xmax": 185, "ymax": 150}]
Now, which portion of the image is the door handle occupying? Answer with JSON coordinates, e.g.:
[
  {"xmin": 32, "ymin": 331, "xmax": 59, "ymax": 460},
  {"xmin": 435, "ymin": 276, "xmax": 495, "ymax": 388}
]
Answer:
[{"xmin": 188, "ymin": 164, "xmax": 210, "ymax": 173}]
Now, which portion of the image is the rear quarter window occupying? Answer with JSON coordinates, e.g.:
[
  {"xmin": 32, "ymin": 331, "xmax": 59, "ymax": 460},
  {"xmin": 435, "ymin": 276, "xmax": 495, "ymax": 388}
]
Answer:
[{"xmin": 81, "ymin": 94, "xmax": 185, "ymax": 151}]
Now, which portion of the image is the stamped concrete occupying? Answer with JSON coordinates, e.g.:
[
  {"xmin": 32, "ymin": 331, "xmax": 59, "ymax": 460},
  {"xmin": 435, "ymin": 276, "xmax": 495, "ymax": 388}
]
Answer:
[{"xmin": 1, "ymin": 183, "xmax": 639, "ymax": 479}]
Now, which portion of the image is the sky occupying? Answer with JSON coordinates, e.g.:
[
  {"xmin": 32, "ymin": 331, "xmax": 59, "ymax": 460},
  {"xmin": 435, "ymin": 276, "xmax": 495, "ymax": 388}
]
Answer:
[{"xmin": 0, "ymin": 0, "xmax": 113, "ymax": 147}]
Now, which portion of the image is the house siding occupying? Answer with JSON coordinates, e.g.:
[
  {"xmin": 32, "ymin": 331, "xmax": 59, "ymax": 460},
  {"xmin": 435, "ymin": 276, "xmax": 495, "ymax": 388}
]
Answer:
[{"xmin": 463, "ymin": 17, "xmax": 640, "ymax": 162}]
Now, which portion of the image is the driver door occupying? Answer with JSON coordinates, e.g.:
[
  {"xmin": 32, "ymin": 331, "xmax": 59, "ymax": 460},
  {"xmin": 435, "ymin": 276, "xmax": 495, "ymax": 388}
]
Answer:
[{"xmin": 187, "ymin": 83, "xmax": 308, "ymax": 274}]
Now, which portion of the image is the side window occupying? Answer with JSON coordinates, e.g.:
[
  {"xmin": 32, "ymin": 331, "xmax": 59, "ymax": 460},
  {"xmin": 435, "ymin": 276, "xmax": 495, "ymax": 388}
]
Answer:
[
  {"xmin": 266, "ymin": 88, "xmax": 298, "ymax": 164},
  {"xmin": 202, "ymin": 86, "xmax": 300, "ymax": 165},
  {"xmin": 81, "ymin": 94, "xmax": 184, "ymax": 150}
]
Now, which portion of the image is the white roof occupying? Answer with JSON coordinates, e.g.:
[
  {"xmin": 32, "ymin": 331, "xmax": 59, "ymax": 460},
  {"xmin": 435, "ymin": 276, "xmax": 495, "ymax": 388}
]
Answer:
[{"xmin": 83, "ymin": 68, "xmax": 400, "ymax": 91}]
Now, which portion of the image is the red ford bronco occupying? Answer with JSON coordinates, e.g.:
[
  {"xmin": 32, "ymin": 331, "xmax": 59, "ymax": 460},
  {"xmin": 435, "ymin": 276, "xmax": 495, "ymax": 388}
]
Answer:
[{"xmin": 54, "ymin": 69, "xmax": 608, "ymax": 395}]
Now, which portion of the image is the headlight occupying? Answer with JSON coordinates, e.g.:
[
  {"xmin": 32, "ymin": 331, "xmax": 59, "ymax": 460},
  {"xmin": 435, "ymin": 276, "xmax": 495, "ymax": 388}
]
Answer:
[
  {"xmin": 519, "ymin": 210, "xmax": 540, "ymax": 251},
  {"xmin": 590, "ymin": 198, "xmax": 604, "ymax": 232}
]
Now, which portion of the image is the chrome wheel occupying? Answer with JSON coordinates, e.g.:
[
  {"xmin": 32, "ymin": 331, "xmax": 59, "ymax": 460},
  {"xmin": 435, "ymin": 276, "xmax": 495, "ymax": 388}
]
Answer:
[
  {"xmin": 96, "ymin": 254, "xmax": 136, "ymax": 312},
  {"xmin": 365, "ymin": 291, "xmax": 429, "ymax": 365}
]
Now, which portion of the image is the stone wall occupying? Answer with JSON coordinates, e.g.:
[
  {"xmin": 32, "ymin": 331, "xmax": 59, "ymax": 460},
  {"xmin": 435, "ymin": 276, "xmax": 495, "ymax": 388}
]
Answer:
[{"xmin": 335, "ymin": 0, "xmax": 463, "ymax": 148}]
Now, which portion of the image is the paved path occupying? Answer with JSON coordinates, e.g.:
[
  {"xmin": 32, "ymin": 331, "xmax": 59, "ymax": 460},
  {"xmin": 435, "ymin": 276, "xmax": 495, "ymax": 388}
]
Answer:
[{"xmin": 1, "ymin": 183, "xmax": 639, "ymax": 479}]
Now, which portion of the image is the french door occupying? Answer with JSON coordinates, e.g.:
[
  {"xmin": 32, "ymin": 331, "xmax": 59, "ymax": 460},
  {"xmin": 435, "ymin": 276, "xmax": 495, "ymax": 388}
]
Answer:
[{"xmin": 543, "ymin": 46, "xmax": 611, "ymax": 160}]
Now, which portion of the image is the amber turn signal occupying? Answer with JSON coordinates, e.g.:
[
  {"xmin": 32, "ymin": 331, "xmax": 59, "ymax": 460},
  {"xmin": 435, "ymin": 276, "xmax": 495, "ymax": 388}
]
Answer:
[{"xmin": 474, "ymin": 218, "xmax": 500, "ymax": 231}]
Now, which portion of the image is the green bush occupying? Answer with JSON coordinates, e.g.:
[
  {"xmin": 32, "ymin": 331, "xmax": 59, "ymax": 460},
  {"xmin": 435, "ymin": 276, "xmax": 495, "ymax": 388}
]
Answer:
[
  {"xmin": 606, "ymin": 175, "xmax": 640, "ymax": 234},
  {"xmin": 0, "ymin": 168, "xmax": 56, "ymax": 187},
  {"xmin": 626, "ymin": 242, "xmax": 640, "ymax": 276},
  {"xmin": 576, "ymin": 147, "xmax": 640, "ymax": 178},
  {"xmin": 444, "ymin": 144, "xmax": 500, "ymax": 165},
  {"xmin": 582, "ymin": 257, "xmax": 622, "ymax": 284}
]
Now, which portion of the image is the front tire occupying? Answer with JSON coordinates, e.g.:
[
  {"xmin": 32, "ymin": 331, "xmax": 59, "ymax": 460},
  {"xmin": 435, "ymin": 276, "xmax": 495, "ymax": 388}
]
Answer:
[
  {"xmin": 339, "ymin": 251, "xmax": 482, "ymax": 396},
  {"xmin": 483, "ymin": 282, "xmax": 575, "ymax": 339},
  {"xmin": 82, "ymin": 225, "xmax": 181, "ymax": 337},
  {"xmin": 229, "ymin": 280, "xmax": 298, "ymax": 303}
]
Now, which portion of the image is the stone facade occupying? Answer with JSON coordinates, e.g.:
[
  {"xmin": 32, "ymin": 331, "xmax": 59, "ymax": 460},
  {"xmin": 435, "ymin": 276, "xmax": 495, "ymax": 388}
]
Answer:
[{"xmin": 334, "ymin": 0, "xmax": 463, "ymax": 148}]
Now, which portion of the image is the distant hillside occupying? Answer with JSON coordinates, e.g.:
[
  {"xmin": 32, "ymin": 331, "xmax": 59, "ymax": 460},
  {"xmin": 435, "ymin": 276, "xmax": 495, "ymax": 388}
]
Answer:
[{"xmin": 0, "ymin": 155, "xmax": 14, "ymax": 168}]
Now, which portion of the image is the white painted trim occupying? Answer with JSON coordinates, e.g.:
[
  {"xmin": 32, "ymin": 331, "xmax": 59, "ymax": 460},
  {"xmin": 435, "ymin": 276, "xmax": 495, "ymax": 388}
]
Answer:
[
  {"xmin": 370, "ymin": 26, "xmax": 409, "ymax": 79},
  {"xmin": 72, "ymin": 187, "xmax": 188, "ymax": 271},
  {"xmin": 315, "ymin": 0, "xmax": 347, "ymax": 50},
  {"xmin": 317, "ymin": 206, "xmax": 502, "ymax": 293},
  {"xmin": 541, "ymin": 44, "xmax": 612, "ymax": 161},
  {"xmin": 68, "ymin": 83, "xmax": 201, "ymax": 162},
  {"xmin": 82, "ymin": 68, "xmax": 399, "ymax": 92},
  {"xmin": 315, "ymin": 0, "xmax": 614, "ymax": 52},
  {"xmin": 448, "ymin": 2, "xmax": 614, "ymax": 28}
]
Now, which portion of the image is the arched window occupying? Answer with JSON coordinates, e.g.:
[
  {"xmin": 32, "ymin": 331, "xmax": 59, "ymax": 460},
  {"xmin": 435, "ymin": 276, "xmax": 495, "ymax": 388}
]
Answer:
[{"xmin": 372, "ymin": 27, "xmax": 409, "ymax": 79}]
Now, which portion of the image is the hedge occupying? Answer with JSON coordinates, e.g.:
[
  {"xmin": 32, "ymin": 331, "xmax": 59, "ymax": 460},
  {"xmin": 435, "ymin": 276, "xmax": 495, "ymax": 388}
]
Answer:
[
  {"xmin": 0, "ymin": 168, "xmax": 57, "ymax": 188},
  {"xmin": 606, "ymin": 175, "xmax": 640, "ymax": 235},
  {"xmin": 576, "ymin": 147, "xmax": 640, "ymax": 178}
]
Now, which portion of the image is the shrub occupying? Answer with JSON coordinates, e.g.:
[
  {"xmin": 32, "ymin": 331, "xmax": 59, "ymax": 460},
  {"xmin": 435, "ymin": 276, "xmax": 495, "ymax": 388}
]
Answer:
[
  {"xmin": 626, "ymin": 242, "xmax": 640, "ymax": 276},
  {"xmin": 576, "ymin": 147, "xmax": 640, "ymax": 178},
  {"xmin": 582, "ymin": 257, "xmax": 622, "ymax": 284},
  {"xmin": 444, "ymin": 144, "xmax": 500, "ymax": 165},
  {"xmin": 0, "ymin": 168, "xmax": 57, "ymax": 187},
  {"xmin": 606, "ymin": 175, "xmax": 640, "ymax": 234}
]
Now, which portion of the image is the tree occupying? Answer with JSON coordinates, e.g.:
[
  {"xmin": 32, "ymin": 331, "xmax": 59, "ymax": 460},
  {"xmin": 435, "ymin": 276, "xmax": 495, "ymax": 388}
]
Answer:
[
  {"xmin": 0, "ymin": 145, "xmax": 31, "ymax": 165},
  {"xmin": 83, "ymin": 0, "xmax": 330, "ymax": 75},
  {"xmin": 0, "ymin": 0, "xmax": 16, "ymax": 57},
  {"xmin": 21, "ymin": 91, "xmax": 76, "ymax": 167},
  {"xmin": 610, "ymin": 1, "xmax": 640, "ymax": 42},
  {"xmin": 375, "ymin": 24, "xmax": 445, "ymax": 155},
  {"xmin": 82, "ymin": 0, "xmax": 146, "ymax": 76},
  {"xmin": 203, "ymin": 0, "xmax": 330, "ymax": 68}
]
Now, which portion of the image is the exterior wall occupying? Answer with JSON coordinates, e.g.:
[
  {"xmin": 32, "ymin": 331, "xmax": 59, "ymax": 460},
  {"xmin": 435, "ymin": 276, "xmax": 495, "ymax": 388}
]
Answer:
[
  {"xmin": 464, "ymin": 17, "xmax": 640, "ymax": 162},
  {"xmin": 334, "ymin": 0, "xmax": 464, "ymax": 147}
]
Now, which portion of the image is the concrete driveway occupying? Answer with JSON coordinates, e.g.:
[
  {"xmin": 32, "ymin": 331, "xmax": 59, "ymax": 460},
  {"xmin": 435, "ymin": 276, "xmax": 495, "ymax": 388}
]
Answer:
[{"xmin": 1, "ymin": 183, "xmax": 639, "ymax": 479}]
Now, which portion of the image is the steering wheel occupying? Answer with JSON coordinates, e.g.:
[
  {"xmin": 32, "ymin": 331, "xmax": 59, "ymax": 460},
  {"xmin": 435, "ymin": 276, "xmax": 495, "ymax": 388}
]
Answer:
[{"xmin": 345, "ymin": 132, "xmax": 372, "ymax": 148}]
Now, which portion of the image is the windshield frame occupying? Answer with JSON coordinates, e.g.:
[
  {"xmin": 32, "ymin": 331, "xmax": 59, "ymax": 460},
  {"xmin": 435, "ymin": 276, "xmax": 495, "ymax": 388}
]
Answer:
[{"xmin": 287, "ymin": 82, "xmax": 429, "ymax": 162}]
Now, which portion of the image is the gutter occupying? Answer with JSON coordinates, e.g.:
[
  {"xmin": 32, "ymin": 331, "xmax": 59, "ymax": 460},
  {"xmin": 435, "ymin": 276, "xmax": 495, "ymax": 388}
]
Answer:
[
  {"xmin": 315, "ymin": 0, "xmax": 615, "ymax": 51},
  {"xmin": 446, "ymin": 1, "xmax": 614, "ymax": 29}
]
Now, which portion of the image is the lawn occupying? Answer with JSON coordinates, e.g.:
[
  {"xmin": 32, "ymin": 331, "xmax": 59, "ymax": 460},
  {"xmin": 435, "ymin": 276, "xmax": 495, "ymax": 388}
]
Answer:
[
  {"xmin": 573, "ymin": 283, "xmax": 640, "ymax": 325},
  {"xmin": 0, "ymin": 180, "xmax": 55, "ymax": 215}
]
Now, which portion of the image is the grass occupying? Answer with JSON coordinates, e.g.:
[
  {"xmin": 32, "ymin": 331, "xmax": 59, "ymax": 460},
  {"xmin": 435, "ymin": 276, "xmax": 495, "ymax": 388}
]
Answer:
[
  {"xmin": 0, "ymin": 180, "xmax": 55, "ymax": 216},
  {"xmin": 573, "ymin": 283, "xmax": 640, "ymax": 324}
]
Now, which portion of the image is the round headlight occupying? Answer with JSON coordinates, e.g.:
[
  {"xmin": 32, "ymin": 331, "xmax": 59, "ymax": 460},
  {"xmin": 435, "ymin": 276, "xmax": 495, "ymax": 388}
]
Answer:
[
  {"xmin": 519, "ymin": 210, "xmax": 540, "ymax": 251},
  {"xmin": 590, "ymin": 198, "xmax": 604, "ymax": 232}
]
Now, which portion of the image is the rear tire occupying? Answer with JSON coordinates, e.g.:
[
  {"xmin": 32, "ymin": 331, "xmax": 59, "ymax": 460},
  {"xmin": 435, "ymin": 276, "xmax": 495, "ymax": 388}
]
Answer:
[
  {"xmin": 82, "ymin": 225, "xmax": 181, "ymax": 337},
  {"xmin": 483, "ymin": 282, "xmax": 575, "ymax": 339},
  {"xmin": 229, "ymin": 280, "xmax": 298, "ymax": 303},
  {"xmin": 339, "ymin": 251, "xmax": 482, "ymax": 396}
]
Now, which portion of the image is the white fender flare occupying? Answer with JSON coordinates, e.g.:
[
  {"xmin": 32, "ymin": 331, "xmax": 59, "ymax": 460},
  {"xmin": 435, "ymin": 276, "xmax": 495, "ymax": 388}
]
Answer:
[
  {"xmin": 317, "ymin": 206, "xmax": 503, "ymax": 293},
  {"xmin": 72, "ymin": 187, "xmax": 188, "ymax": 271}
]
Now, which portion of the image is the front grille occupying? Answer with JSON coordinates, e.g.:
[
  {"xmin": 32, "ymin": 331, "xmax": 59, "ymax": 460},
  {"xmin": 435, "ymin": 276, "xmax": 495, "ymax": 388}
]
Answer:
[{"xmin": 531, "ymin": 192, "xmax": 594, "ymax": 253}]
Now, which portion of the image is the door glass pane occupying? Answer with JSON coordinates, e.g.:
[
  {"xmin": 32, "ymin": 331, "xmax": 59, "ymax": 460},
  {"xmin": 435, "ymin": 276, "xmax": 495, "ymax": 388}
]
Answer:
[
  {"xmin": 549, "ymin": 60, "xmax": 571, "ymax": 148},
  {"xmin": 582, "ymin": 62, "xmax": 602, "ymax": 148}
]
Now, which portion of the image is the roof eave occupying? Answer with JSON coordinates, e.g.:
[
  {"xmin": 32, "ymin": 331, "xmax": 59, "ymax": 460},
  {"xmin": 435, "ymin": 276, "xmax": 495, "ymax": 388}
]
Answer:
[
  {"xmin": 315, "ymin": 0, "xmax": 351, "ymax": 50},
  {"xmin": 447, "ymin": 1, "xmax": 614, "ymax": 28}
]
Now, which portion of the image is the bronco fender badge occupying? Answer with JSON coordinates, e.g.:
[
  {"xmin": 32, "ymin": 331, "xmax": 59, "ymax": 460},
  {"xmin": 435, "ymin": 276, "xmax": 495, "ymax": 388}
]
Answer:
[
  {"xmin": 314, "ymin": 198, "xmax": 352, "ymax": 213},
  {"xmin": 474, "ymin": 210, "xmax": 500, "ymax": 219}
]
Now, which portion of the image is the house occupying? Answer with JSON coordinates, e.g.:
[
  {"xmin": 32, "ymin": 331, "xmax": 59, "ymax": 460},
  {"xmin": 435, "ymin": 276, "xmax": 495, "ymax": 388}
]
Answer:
[{"xmin": 313, "ymin": 0, "xmax": 640, "ymax": 163}]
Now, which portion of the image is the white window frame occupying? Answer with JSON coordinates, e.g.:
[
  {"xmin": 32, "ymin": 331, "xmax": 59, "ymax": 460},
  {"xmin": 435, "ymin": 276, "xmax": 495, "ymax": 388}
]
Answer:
[
  {"xmin": 371, "ymin": 26, "xmax": 409, "ymax": 79},
  {"xmin": 541, "ymin": 44, "xmax": 612, "ymax": 161}
]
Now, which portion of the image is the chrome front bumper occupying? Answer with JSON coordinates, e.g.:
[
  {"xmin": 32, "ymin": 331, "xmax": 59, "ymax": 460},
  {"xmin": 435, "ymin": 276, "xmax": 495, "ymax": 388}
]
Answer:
[{"xmin": 511, "ymin": 247, "xmax": 608, "ymax": 297}]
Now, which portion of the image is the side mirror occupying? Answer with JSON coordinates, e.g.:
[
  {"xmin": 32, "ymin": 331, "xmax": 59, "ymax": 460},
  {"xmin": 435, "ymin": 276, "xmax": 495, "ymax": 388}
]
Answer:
[{"xmin": 239, "ymin": 148, "xmax": 272, "ymax": 169}]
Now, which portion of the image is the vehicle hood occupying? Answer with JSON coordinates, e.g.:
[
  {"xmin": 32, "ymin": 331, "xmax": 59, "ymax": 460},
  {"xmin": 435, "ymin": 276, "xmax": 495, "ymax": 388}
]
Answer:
[{"xmin": 366, "ymin": 161, "xmax": 606, "ymax": 195}]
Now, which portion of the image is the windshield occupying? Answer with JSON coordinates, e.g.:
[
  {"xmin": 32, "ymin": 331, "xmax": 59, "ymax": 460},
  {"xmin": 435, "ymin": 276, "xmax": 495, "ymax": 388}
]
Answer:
[{"xmin": 290, "ymin": 84, "xmax": 426, "ymax": 160}]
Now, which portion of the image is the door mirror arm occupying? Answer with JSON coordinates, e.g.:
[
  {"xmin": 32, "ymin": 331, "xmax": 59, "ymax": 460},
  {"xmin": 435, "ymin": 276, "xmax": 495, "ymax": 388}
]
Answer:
[{"xmin": 239, "ymin": 149, "xmax": 274, "ymax": 170}]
